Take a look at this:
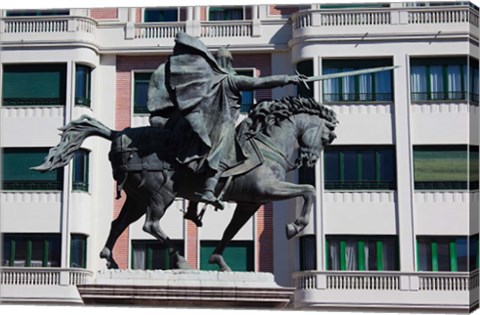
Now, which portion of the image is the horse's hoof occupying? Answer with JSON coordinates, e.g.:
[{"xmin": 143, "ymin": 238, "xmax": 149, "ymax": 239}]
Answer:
[
  {"xmin": 174, "ymin": 254, "xmax": 193, "ymax": 270},
  {"xmin": 286, "ymin": 223, "xmax": 299, "ymax": 240},
  {"xmin": 209, "ymin": 254, "xmax": 232, "ymax": 272}
]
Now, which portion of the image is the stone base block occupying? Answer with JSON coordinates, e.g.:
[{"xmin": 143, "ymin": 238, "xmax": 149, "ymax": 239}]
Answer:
[{"xmin": 77, "ymin": 270, "xmax": 294, "ymax": 308}]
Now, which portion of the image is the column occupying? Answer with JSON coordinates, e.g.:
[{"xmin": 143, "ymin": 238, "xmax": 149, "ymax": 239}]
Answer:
[{"xmin": 393, "ymin": 54, "xmax": 416, "ymax": 278}]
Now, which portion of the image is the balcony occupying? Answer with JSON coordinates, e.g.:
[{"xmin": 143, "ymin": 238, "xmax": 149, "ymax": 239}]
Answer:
[
  {"xmin": 0, "ymin": 267, "xmax": 94, "ymax": 304},
  {"xmin": 291, "ymin": 6, "xmax": 479, "ymax": 41},
  {"xmin": 0, "ymin": 16, "xmax": 98, "ymax": 48},
  {"xmin": 293, "ymin": 270, "xmax": 479, "ymax": 312}
]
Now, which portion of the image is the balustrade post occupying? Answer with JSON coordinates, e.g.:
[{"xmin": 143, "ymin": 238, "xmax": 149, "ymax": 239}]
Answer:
[
  {"xmin": 252, "ymin": 5, "xmax": 261, "ymax": 37},
  {"xmin": 59, "ymin": 270, "xmax": 69, "ymax": 286},
  {"xmin": 0, "ymin": 19, "xmax": 5, "ymax": 34},
  {"xmin": 311, "ymin": 11, "xmax": 321, "ymax": 27}
]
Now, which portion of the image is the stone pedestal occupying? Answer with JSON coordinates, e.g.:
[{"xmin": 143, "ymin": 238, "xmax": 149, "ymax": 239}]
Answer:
[{"xmin": 77, "ymin": 270, "xmax": 294, "ymax": 308}]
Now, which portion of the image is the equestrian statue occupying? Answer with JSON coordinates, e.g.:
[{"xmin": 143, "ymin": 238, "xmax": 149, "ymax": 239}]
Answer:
[{"xmin": 33, "ymin": 32, "xmax": 396, "ymax": 271}]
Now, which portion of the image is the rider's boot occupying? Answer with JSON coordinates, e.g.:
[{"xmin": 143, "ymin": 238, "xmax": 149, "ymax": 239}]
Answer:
[
  {"xmin": 183, "ymin": 201, "xmax": 203, "ymax": 227},
  {"xmin": 200, "ymin": 170, "xmax": 224, "ymax": 210}
]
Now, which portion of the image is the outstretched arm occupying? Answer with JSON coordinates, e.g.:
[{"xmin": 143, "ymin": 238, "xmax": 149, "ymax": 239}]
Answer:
[{"xmin": 232, "ymin": 74, "xmax": 307, "ymax": 91}]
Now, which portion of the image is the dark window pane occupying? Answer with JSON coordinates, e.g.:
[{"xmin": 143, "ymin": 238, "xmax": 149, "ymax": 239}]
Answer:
[
  {"xmin": 144, "ymin": 8, "xmax": 178, "ymax": 22},
  {"xmin": 209, "ymin": 7, "xmax": 243, "ymax": 21},
  {"xmin": 379, "ymin": 149, "xmax": 395, "ymax": 182},
  {"xmin": 13, "ymin": 239, "xmax": 28, "ymax": 267},
  {"xmin": 47, "ymin": 236, "xmax": 61, "ymax": 267},
  {"xmin": 324, "ymin": 151, "xmax": 340, "ymax": 181},
  {"xmin": 30, "ymin": 239, "xmax": 44, "ymax": 267},
  {"xmin": 200, "ymin": 241, "xmax": 253, "ymax": 271},
  {"xmin": 343, "ymin": 150, "xmax": 357, "ymax": 181},
  {"xmin": 418, "ymin": 238, "xmax": 432, "ymax": 271},
  {"xmin": 470, "ymin": 235, "xmax": 479, "ymax": 271},
  {"xmin": 300, "ymin": 235, "xmax": 316, "ymax": 271},
  {"xmin": 71, "ymin": 235, "xmax": 87, "ymax": 268},
  {"xmin": 134, "ymin": 73, "xmax": 152, "ymax": 113},
  {"xmin": 456, "ymin": 237, "xmax": 468, "ymax": 272},
  {"xmin": 151, "ymin": 245, "xmax": 169, "ymax": 270},
  {"xmin": 361, "ymin": 150, "xmax": 375, "ymax": 181},
  {"xmin": 73, "ymin": 150, "xmax": 89, "ymax": 191},
  {"xmin": 437, "ymin": 240, "xmax": 451, "ymax": 271},
  {"xmin": 2, "ymin": 237, "xmax": 11, "ymax": 266},
  {"xmin": 132, "ymin": 244, "xmax": 147, "ymax": 270},
  {"xmin": 75, "ymin": 65, "xmax": 91, "ymax": 106},
  {"xmin": 382, "ymin": 239, "xmax": 397, "ymax": 271},
  {"xmin": 364, "ymin": 240, "xmax": 378, "ymax": 271},
  {"xmin": 296, "ymin": 60, "xmax": 314, "ymax": 98}
]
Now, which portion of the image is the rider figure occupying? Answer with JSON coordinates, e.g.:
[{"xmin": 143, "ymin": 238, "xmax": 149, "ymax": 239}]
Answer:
[{"xmin": 149, "ymin": 32, "xmax": 306, "ymax": 223}]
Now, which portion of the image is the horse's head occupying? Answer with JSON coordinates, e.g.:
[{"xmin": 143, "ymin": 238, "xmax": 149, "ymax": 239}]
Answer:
[
  {"xmin": 245, "ymin": 96, "xmax": 338, "ymax": 168},
  {"xmin": 296, "ymin": 115, "xmax": 337, "ymax": 167}
]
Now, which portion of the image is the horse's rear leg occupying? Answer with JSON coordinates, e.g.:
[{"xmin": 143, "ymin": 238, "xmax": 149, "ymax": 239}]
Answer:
[
  {"xmin": 143, "ymin": 192, "xmax": 192, "ymax": 270},
  {"xmin": 100, "ymin": 196, "xmax": 145, "ymax": 269},
  {"xmin": 209, "ymin": 203, "xmax": 259, "ymax": 272}
]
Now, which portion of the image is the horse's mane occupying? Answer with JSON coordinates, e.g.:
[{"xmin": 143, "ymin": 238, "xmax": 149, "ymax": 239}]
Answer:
[{"xmin": 244, "ymin": 96, "xmax": 338, "ymax": 138}]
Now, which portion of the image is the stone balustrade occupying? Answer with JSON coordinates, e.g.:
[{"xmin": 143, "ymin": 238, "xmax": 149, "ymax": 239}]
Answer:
[{"xmin": 0, "ymin": 267, "xmax": 94, "ymax": 286}]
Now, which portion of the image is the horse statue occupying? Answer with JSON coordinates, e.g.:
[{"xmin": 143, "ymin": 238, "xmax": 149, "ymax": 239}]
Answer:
[{"xmin": 32, "ymin": 96, "xmax": 338, "ymax": 272}]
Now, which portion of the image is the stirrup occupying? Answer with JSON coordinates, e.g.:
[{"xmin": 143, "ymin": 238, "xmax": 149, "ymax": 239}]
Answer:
[{"xmin": 200, "ymin": 191, "xmax": 224, "ymax": 210}]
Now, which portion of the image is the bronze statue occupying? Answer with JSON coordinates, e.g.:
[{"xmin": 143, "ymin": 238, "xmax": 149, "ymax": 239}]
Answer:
[{"xmin": 33, "ymin": 32, "xmax": 396, "ymax": 271}]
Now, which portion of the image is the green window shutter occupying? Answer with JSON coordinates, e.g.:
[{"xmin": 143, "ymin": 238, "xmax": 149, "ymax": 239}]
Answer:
[
  {"xmin": 3, "ymin": 148, "xmax": 63, "ymax": 190},
  {"xmin": 413, "ymin": 146, "xmax": 468, "ymax": 190},
  {"xmin": 3, "ymin": 64, "xmax": 66, "ymax": 106},
  {"xmin": 339, "ymin": 240, "xmax": 346, "ymax": 271},
  {"xmin": 431, "ymin": 241, "xmax": 439, "ymax": 272},
  {"xmin": 200, "ymin": 241, "xmax": 253, "ymax": 271},
  {"xmin": 376, "ymin": 241, "xmax": 384, "ymax": 271},
  {"xmin": 450, "ymin": 240, "xmax": 457, "ymax": 272}
]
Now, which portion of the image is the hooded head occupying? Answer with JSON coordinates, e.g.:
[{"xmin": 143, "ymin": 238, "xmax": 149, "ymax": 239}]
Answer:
[{"xmin": 216, "ymin": 46, "xmax": 235, "ymax": 74}]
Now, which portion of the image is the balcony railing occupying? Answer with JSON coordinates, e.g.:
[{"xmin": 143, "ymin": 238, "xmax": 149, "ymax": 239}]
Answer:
[
  {"xmin": 414, "ymin": 181, "xmax": 468, "ymax": 190},
  {"xmin": 411, "ymin": 91, "xmax": 467, "ymax": 102},
  {"xmin": 200, "ymin": 21, "xmax": 253, "ymax": 38},
  {"xmin": 294, "ymin": 270, "xmax": 478, "ymax": 291},
  {"xmin": 2, "ymin": 16, "xmax": 97, "ymax": 35},
  {"xmin": 2, "ymin": 180, "xmax": 63, "ymax": 191},
  {"xmin": 325, "ymin": 180, "xmax": 396, "ymax": 190},
  {"xmin": 292, "ymin": 6, "xmax": 478, "ymax": 31},
  {"xmin": 0, "ymin": 267, "xmax": 93, "ymax": 286},
  {"xmin": 134, "ymin": 22, "xmax": 185, "ymax": 39}
]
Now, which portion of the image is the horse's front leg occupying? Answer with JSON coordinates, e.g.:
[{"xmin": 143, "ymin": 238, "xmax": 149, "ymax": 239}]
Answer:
[{"xmin": 261, "ymin": 181, "xmax": 315, "ymax": 240}]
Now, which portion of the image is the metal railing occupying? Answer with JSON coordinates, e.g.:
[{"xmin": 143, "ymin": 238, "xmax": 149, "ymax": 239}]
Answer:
[
  {"xmin": 414, "ymin": 181, "xmax": 468, "ymax": 190},
  {"xmin": 411, "ymin": 91, "xmax": 467, "ymax": 102},
  {"xmin": 323, "ymin": 93, "xmax": 393, "ymax": 103},
  {"xmin": 325, "ymin": 180, "xmax": 396, "ymax": 190},
  {"xmin": 2, "ymin": 180, "xmax": 63, "ymax": 191}
]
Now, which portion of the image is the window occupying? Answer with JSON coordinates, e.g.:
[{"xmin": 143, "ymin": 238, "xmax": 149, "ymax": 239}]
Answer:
[
  {"xmin": 75, "ymin": 65, "xmax": 92, "ymax": 107},
  {"xmin": 2, "ymin": 148, "xmax": 63, "ymax": 191},
  {"xmin": 200, "ymin": 241, "xmax": 254, "ymax": 271},
  {"xmin": 470, "ymin": 146, "xmax": 479, "ymax": 190},
  {"xmin": 2, "ymin": 234, "xmax": 61, "ymax": 267},
  {"xmin": 209, "ymin": 7, "xmax": 244, "ymax": 21},
  {"xmin": 133, "ymin": 72, "xmax": 153, "ymax": 114},
  {"xmin": 70, "ymin": 234, "xmax": 87, "ymax": 268},
  {"xmin": 410, "ymin": 57, "xmax": 468, "ymax": 102},
  {"xmin": 296, "ymin": 60, "xmax": 314, "ymax": 98},
  {"xmin": 417, "ymin": 236, "xmax": 469, "ymax": 272},
  {"xmin": 323, "ymin": 59, "xmax": 393, "ymax": 103},
  {"xmin": 470, "ymin": 58, "xmax": 479, "ymax": 105},
  {"xmin": 413, "ymin": 146, "xmax": 468, "ymax": 190},
  {"xmin": 235, "ymin": 69, "xmax": 255, "ymax": 113},
  {"xmin": 131, "ymin": 240, "xmax": 184, "ymax": 270},
  {"xmin": 6, "ymin": 10, "xmax": 69, "ymax": 16},
  {"xmin": 299, "ymin": 235, "xmax": 316, "ymax": 271},
  {"xmin": 144, "ymin": 8, "xmax": 181, "ymax": 22},
  {"xmin": 298, "ymin": 164, "xmax": 315, "ymax": 186},
  {"xmin": 324, "ymin": 146, "xmax": 396, "ymax": 190},
  {"xmin": 470, "ymin": 235, "xmax": 479, "ymax": 271},
  {"xmin": 326, "ymin": 236, "xmax": 399, "ymax": 271},
  {"xmin": 2, "ymin": 64, "xmax": 67, "ymax": 106},
  {"xmin": 72, "ymin": 150, "xmax": 89, "ymax": 192}
]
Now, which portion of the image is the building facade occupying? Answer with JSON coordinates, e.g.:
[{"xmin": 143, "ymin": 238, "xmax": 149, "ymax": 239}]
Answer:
[{"xmin": 0, "ymin": 2, "xmax": 479, "ymax": 312}]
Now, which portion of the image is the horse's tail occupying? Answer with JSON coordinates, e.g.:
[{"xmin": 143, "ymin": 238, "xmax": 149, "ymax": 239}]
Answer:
[{"xmin": 31, "ymin": 115, "xmax": 116, "ymax": 172}]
